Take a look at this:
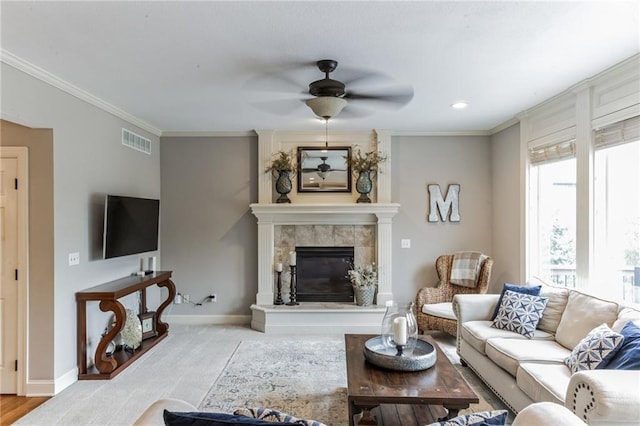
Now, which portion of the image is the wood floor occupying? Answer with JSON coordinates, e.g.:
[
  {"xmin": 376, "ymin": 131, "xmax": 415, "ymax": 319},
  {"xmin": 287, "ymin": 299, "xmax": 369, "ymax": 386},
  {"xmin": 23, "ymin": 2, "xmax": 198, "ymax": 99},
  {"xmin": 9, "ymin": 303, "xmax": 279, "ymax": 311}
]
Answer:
[{"xmin": 1, "ymin": 395, "xmax": 49, "ymax": 425}]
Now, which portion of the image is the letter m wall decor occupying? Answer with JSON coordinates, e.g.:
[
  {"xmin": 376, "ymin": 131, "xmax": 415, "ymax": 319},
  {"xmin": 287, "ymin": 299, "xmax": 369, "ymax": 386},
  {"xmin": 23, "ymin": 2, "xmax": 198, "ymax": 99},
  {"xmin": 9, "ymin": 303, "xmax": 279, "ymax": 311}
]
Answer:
[{"xmin": 427, "ymin": 184, "xmax": 460, "ymax": 222}]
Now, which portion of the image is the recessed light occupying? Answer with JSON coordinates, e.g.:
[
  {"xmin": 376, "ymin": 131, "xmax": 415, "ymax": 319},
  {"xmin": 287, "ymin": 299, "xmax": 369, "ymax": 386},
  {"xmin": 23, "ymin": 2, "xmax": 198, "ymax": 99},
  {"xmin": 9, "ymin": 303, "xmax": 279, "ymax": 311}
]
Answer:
[{"xmin": 451, "ymin": 101, "xmax": 468, "ymax": 109}]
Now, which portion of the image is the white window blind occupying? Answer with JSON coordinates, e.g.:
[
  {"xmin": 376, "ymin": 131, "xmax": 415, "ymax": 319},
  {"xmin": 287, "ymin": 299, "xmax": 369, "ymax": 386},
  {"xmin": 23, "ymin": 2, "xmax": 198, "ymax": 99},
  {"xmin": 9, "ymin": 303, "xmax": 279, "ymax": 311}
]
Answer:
[
  {"xmin": 529, "ymin": 138, "xmax": 576, "ymax": 165},
  {"xmin": 594, "ymin": 115, "xmax": 640, "ymax": 150}
]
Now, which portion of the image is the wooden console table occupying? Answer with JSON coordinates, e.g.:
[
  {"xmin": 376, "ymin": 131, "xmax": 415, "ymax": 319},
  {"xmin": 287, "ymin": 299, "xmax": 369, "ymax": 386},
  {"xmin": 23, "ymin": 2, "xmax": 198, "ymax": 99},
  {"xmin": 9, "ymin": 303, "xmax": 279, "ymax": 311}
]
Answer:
[{"xmin": 76, "ymin": 271, "xmax": 176, "ymax": 380}]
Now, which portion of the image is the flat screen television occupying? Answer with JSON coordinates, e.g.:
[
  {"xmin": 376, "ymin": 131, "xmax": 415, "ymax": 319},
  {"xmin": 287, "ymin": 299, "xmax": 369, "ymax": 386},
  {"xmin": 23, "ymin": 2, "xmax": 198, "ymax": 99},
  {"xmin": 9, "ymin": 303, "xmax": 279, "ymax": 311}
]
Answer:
[{"xmin": 103, "ymin": 195, "xmax": 160, "ymax": 259}]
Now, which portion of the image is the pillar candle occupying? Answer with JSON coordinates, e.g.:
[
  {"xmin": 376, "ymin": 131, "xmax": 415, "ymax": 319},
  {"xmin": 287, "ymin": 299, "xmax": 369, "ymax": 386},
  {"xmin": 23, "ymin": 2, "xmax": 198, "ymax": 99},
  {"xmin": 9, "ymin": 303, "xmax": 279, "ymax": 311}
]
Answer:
[
  {"xmin": 275, "ymin": 263, "xmax": 283, "ymax": 272},
  {"xmin": 393, "ymin": 317, "xmax": 407, "ymax": 345},
  {"xmin": 289, "ymin": 251, "xmax": 296, "ymax": 266}
]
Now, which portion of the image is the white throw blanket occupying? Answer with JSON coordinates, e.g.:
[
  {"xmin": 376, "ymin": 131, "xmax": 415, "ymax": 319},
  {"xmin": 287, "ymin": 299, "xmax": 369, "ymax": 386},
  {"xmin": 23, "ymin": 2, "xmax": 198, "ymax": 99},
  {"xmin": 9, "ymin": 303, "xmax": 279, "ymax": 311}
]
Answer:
[{"xmin": 450, "ymin": 251, "xmax": 486, "ymax": 288}]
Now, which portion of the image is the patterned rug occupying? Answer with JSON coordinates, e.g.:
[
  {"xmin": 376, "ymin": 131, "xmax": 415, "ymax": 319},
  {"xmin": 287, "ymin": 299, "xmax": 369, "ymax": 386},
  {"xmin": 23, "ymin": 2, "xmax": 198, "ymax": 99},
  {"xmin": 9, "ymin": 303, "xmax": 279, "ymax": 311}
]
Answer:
[{"xmin": 199, "ymin": 339, "xmax": 500, "ymax": 426}]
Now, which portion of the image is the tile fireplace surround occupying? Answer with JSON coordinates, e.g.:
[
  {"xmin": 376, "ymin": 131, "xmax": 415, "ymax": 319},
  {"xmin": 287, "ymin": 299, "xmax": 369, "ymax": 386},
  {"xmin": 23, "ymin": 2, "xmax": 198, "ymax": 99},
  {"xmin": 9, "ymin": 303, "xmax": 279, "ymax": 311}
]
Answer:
[{"xmin": 250, "ymin": 129, "xmax": 399, "ymax": 334}]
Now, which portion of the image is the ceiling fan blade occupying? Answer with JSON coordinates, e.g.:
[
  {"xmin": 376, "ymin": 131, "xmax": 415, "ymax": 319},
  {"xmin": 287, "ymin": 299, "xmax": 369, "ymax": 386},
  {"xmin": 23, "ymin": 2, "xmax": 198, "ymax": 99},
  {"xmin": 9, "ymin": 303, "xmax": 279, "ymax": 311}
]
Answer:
[
  {"xmin": 339, "ymin": 68, "xmax": 393, "ymax": 89},
  {"xmin": 345, "ymin": 86, "xmax": 414, "ymax": 107},
  {"xmin": 339, "ymin": 104, "xmax": 375, "ymax": 119},
  {"xmin": 249, "ymin": 98, "xmax": 305, "ymax": 115}
]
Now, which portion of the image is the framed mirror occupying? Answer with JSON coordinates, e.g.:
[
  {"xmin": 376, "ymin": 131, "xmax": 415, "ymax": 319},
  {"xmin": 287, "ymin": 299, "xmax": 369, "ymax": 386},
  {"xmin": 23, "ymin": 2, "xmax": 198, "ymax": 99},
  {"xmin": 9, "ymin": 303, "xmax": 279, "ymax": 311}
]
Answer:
[{"xmin": 297, "ymin": 146, "xmax": 352, "ymax": 192}]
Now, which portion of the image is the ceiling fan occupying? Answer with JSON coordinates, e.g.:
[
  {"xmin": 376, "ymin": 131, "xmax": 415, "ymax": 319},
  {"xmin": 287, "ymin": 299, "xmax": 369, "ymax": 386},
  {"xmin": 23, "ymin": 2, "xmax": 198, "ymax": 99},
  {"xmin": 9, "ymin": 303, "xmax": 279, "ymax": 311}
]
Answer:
[
  {"xmin": 304, "ymin": 59, "xmax": 414, "ymax": 120},
  {"xmin": 247, "ymin": 59, "xmax": 414, "ymax": 120}
]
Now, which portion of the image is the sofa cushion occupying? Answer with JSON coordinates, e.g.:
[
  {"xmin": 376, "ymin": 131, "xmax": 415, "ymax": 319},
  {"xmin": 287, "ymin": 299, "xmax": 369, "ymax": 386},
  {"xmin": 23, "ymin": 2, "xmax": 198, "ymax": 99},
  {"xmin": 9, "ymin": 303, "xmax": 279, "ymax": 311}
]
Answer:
[
  {"xmin": 537, "ymin": 285, "xmax": 569, "ymax": 333},
  {"xmin": 485, "ymin": 338, "xmax": 571, "ymax": 376},
  {"xmin": 516, "ymin": 363, "xmax": 571, "ymax": 405},
  {"xmin": 603, "ymin": 321, "xmax": 640, "ymax": 370},
  {"xmin": 422, "ymin": 302, "xmax": 456, "ymax": 320},
  {"xmin": 555, "ymin": 291, "xmax": 619, "ymax": 350},
  {"xmin": 564, "ymin": 323, "xmax": 624, "ymax": 372},
  {"xmin": 612, "ymin": 306, "xmax": 640, "ymax": 332},
  {"xmin": 491, "ymin": 290, "xmax": 548, "ymax": 338},
  {"xmin": 490, "ymin": 283, "xmax": 542, "ymax": 320},
  {"xmin": 461, "ymin": 321, "xmax": 554, "ymax": 355},
  {"xmin": 426, "ymin": 410, "xmax": 508, "ymax": 426}
]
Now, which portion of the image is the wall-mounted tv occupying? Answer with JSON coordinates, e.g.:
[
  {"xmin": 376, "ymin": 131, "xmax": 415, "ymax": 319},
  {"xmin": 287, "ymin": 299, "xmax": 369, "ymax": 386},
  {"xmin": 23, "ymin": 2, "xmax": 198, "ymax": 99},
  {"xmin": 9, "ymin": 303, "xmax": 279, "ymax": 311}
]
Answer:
[{"xmin": 103, "ymin": 195, "xmax": 160, "ymax": 259}]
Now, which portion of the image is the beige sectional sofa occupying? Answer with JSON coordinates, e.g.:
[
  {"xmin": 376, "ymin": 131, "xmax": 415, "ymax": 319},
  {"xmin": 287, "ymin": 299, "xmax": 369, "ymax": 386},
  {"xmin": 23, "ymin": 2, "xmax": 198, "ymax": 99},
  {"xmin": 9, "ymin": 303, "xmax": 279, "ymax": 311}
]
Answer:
[{"xmin": 453, "ymin": 284, "xmax": 640, "ymax": 425}]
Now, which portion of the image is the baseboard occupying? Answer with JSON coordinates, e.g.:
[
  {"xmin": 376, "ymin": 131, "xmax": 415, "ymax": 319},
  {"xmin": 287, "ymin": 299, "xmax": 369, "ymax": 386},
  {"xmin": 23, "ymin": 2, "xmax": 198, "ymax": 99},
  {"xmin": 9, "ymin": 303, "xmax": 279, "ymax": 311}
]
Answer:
[
  {"xmin": 166, "ymin": 314, "xmax": 251, "ymax": 326},
  {"xmin": 25, "ymin": 366, "xmax": 77, "ymax": 396}
]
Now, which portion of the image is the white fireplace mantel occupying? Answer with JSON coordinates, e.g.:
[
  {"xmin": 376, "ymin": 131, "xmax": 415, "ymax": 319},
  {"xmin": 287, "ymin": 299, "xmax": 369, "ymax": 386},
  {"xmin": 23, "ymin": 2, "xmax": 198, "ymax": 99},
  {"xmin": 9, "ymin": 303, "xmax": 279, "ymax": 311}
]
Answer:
[
  {"xmin": 250, "ymin": 203, "xmax": 399, "ymax": 318},
  {"xmin": 250, "ymin": 203, "xmax": 400, "ymax": 225}
]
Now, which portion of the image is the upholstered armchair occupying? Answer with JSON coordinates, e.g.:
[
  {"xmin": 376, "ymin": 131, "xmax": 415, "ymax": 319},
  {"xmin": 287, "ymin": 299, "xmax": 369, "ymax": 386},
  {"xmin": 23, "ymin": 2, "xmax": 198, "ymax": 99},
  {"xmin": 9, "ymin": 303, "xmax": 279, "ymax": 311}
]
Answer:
[{"xmin": 415, "ymin": 254, "xmax": 493, "ymax": 336}]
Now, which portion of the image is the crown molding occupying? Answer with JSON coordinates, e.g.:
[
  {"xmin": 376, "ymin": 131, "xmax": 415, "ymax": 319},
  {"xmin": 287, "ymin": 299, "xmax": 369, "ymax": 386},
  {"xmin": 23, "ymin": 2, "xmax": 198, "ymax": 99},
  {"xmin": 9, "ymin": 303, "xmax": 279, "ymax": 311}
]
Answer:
[
  {"xmin": 161, "ymin": 131, "xmax": 257, "ymax": 138},
  {"xmin": 1, "ymin": 49, "xmax": 162, "ymax": 136},
  {"xmin": 390, "ymin": 130, "xmax": 492, "ymax": 137},
  {"xmin": 489, "ymin": 117, "xmax": 520, "ymax": 135}
]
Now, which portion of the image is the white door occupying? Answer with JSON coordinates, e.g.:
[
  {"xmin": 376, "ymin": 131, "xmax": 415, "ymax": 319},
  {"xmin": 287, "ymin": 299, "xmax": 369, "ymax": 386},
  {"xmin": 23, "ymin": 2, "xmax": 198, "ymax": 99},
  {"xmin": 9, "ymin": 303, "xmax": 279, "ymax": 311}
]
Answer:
[{"xmin": 0, "ymin": 157, "xmax": 19, "ymax": 393}]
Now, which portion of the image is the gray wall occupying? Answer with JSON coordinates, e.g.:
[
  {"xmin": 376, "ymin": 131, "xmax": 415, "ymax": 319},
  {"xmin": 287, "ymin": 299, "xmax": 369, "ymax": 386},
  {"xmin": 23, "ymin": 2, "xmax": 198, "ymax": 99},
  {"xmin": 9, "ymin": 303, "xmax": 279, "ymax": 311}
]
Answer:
[
  {"xmin": 490, "ymin": 123, "xmax": 522, "ymax": 291},
  {"xmin": 160, "ymin": 136, "xmax": 258, "ymax": 316},
  {"xmin": 1, "ymin": 63, "xmax": 161, "ymax": 380},
  {"xmin": 391, "ymin": 136, "xmax": 494, "ymax": 304}
]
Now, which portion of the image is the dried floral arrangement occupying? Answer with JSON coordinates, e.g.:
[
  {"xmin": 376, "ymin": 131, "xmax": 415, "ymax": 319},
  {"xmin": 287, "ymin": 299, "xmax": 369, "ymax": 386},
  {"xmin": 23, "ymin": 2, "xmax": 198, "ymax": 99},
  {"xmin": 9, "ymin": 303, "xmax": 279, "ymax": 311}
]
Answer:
[
  {"xmin": 265, "ymin": 150, "xmax": 297, "ymax": 176},
  {"xmin": 347, "ymin": 263, "xmax": 378, "ymax": 289},
  {"xmin": 347, "ymin": 147, "xmax": 388, "ymax": 175}
]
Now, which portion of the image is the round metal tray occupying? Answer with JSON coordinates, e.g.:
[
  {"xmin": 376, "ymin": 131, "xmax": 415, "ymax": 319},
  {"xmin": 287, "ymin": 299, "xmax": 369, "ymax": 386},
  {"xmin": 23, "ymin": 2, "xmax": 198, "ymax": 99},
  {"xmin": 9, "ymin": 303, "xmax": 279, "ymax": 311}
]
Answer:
[{"xmin": 363, "ymin": 336, "xmax": 437, "ymax": 371}]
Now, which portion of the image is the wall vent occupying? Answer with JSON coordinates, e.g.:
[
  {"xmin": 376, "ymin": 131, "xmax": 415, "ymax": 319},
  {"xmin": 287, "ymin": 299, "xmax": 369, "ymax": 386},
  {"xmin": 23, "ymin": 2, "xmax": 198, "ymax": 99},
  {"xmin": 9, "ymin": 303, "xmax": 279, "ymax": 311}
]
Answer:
[{"xmin": 122, "ymin": 128, "xmax": 151, "ymax": 154}]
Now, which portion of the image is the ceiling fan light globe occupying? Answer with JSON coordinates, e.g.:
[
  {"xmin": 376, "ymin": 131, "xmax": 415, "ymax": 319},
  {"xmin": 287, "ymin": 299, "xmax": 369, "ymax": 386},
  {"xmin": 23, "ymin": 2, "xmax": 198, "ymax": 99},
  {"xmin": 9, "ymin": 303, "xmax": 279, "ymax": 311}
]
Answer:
[{"xmin": 305, "ymin": 97, "xmax": 347, "ymax": 120}]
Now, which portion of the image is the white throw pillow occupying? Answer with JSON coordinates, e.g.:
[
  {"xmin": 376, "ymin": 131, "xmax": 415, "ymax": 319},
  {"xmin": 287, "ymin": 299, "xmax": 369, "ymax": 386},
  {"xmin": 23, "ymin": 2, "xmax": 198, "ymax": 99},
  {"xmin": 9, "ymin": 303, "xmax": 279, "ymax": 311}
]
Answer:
[
  {"xmin": 537, "ymin": 284, "xmax": 569, "ymax": 334},
  {"xmin": 555, "ymin": 291, "xmax": 618, "ymax": 350}
]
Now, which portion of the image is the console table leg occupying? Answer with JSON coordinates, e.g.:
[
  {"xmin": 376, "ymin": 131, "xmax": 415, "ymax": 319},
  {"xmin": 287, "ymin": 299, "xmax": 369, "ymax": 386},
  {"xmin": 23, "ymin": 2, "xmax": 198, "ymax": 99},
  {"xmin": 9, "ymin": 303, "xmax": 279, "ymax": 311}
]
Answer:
[
  {"xmin": 95, "ymin": 299, "xmax": 126, "ymax": 374},
  {"xmin": 156, "ymin": 278, "xmax": 176, "ymax": 335}
]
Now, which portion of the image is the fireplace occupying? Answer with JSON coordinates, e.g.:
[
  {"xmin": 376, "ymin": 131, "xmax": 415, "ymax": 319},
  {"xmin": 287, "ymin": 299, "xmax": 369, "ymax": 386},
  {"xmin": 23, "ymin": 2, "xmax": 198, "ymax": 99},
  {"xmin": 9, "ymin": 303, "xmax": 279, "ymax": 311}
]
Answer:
[{"xmin": 296, "ymin": 246, "xmax": 355, "ymax": 302}]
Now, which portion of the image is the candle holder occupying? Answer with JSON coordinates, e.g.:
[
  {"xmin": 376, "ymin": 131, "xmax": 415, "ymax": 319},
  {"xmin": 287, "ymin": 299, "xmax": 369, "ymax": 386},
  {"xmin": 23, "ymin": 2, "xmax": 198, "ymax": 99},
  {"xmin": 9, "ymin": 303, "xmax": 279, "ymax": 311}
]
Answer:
[
  {"xmin": 286, "ymin": 265, "xmax": 299, "ymax": 306},
  {"xmin": 274, "ymin": 271, "xmax": 284, "ymax": 305},
  {"xmin": 395, "ymin": 344, "xmax": 406, "ymax": 357}
]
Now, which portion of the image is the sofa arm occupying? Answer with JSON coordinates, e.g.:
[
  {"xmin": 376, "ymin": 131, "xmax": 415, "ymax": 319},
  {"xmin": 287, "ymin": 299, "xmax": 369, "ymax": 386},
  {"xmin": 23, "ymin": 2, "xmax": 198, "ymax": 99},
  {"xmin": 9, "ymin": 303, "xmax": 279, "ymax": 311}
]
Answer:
[
  {"xmin": 452, "ymin": 294, "xmax": 499, "ymax": 323},
  {"xmin": 567, "ymin": 370, "xmax": 640, "ymax": 425}
]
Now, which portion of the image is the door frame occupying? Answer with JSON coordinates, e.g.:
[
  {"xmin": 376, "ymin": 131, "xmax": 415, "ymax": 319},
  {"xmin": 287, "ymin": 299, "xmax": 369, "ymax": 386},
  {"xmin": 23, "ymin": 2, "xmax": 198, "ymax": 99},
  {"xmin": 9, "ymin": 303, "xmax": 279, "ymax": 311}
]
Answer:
[{"xmin": 1, "ymin": 146, "xmax": 29, "ymax": 395}]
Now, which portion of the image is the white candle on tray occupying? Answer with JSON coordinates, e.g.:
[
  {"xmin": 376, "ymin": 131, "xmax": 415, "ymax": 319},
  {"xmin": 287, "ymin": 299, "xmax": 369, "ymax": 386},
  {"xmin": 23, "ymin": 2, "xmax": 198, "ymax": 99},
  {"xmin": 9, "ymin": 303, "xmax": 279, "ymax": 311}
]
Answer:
[
  {"xmin": 393, "ymin": 317, "xmax": 407, "ymax": 346},
  {"xmin": 275, "ymin": 263, "xmax": 283, "ymax": 272},
  {"xmin": 289, "ymin": 251, "xmax": 296, "ymax": 266}
]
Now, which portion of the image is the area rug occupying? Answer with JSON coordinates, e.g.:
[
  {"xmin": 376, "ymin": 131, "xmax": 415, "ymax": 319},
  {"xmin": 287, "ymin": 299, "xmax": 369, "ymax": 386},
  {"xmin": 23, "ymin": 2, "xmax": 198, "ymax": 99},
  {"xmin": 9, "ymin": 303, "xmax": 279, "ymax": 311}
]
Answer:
[{"xmin": 199, "ymin": 339, "xmax": 500, "ymax": 426}]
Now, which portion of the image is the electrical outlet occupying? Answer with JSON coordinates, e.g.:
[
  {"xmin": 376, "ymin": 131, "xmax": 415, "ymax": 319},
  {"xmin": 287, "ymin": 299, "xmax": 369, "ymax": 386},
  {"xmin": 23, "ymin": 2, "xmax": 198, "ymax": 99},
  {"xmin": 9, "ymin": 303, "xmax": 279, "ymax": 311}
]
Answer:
[
  {"xmin": 401, "ymin": 239, "xmax": 411, "ymax": 249},
  {"xmin": 208, "ymin": 294, "xmax": 217, "ymax": 303},
  {"xmin": 183, "ymin": 294, "xmax": 190, "ymax": 304},
  {"xmin": 68, "ymin": 252, "xmax": 80, "ymax": 266}
]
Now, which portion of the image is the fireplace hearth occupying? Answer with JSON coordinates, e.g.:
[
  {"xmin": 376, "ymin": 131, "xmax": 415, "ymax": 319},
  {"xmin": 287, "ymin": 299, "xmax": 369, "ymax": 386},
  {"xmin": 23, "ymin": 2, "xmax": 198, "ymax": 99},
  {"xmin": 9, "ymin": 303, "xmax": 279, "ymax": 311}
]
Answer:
[{"xmin": 296, "ymin": 246, "xmax": 355, "ymax": 302}]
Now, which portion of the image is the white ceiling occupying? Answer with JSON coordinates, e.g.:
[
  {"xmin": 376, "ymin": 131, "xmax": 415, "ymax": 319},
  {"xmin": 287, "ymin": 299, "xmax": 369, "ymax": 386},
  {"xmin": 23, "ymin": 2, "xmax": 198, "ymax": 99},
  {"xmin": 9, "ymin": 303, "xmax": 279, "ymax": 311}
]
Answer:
[{"xmin": 1, "ymin": 1, "xmax": 639, "ymax": 134}]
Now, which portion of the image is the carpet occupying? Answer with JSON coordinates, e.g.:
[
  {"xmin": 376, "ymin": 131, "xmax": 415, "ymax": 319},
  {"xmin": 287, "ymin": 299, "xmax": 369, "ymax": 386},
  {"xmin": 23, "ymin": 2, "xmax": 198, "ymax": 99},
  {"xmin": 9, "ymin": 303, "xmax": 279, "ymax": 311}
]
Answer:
[{"xmin": 199, "ymin": 339, "xmax": 500, "ymax": 426}]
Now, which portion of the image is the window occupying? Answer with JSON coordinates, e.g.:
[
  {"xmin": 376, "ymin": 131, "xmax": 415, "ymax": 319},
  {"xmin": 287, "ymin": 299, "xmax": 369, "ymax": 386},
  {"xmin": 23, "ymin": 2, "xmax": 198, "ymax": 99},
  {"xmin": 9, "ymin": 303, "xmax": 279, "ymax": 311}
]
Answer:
[
  {"xmin": 529, "ymin": 150, "xmax": 577, "ymax": 287},
  {"xmin": 593, "ymin": 117, "xmax": 640, "ymax": 304},
  {"xmin": 527, "ymin": 116, "xmax": 640, "ymax": 307}
]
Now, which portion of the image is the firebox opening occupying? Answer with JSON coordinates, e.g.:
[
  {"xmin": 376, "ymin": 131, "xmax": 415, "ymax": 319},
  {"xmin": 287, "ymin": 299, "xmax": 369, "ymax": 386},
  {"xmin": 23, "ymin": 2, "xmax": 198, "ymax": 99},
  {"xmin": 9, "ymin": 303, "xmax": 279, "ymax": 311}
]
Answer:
[{"xmin": 296, "ymin": 246, "xmax": 355, "ymax": 302}]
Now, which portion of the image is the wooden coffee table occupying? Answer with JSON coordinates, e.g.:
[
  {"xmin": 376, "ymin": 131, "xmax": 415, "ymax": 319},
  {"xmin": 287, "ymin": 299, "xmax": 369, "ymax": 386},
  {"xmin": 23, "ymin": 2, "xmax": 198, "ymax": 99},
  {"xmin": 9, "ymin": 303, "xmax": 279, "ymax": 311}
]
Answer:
[{"xmin": 345, "ymin": 334, "xmax": 478, "ymax": 426}]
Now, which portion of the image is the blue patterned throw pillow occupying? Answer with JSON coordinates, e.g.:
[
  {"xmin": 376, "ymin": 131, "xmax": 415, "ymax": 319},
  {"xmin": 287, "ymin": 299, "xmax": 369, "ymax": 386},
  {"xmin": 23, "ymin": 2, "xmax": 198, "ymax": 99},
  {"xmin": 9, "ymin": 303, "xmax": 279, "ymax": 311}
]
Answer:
[
  {"xmin": 426, "ymin": 410, "xmax": 508, "ymax": 426},
  {"xmin": 491, "ymin": 290, "xmax": 548, "ymax": 338},
  {"xmin": 565, "ymin": 323, "xmax": 625, "ymax": 373},
  {"xmin": 233, "ymin": 407, "xmax": 326, "ymax": 426},
  {"xmin": 490, "ymin": 283, "xmax": 542, "ymax": 320}
]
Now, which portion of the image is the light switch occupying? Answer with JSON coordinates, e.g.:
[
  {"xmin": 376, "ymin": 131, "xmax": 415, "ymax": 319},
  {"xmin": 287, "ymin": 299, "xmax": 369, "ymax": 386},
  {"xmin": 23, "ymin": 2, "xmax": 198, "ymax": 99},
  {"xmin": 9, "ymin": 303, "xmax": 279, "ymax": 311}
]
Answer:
[{"xmin": 401, "ymin": 239, "xmax": 411, "ymax": 249}]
